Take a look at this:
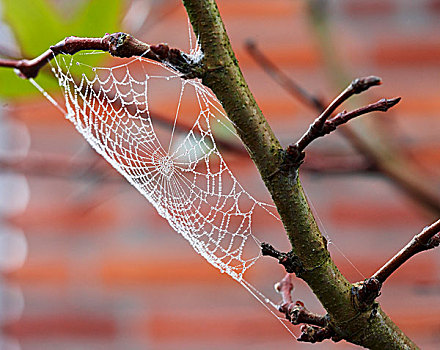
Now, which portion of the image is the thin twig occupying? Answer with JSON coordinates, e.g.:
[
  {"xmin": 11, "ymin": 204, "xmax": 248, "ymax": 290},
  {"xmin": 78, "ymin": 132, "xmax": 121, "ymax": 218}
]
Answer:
[
  {"xmin": 1, "ymin": 39, "xmax": 376, "ymax": 176},
  {"xmin": 312, "ymin": 76, "xmax": 382, "ymax": 131},
  {"xmin": 286, "ymin": 88, "xmax": 401, "ymax": 166},
  {"xmin": 373, "ymin": 218, "xmax": 440, "ymax": 283},
  {"xmin": 0, "ymin": 32, "xmax": 202, "ymax": 79},
  {"xmin": 275, "ymin": 273, "xmax": 336, "ymax": 343},
  {"xmin": 353, "ymin": 219, "xmax": 440, "ymax": 307},
  {"xmin": 245, "ymin": 40, "xmax": 440, "ymax": 215},
  {"xmin": 328, "ymin": 97, "xmax": 401, "ymax": 126},
  {"xmin": 275, "ymin": 273, "xmax": 294, "ymax": 305}
]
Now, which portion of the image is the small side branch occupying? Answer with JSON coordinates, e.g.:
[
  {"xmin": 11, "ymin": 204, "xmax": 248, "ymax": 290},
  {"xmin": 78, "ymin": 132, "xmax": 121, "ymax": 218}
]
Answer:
[
  {"xmin": 353, "ymin": 219, "xmax": 440, "ymax": 308},
  {"xmin": 275, "ymin": 274, "xmax": 338, "ymax": 343},
  {"xmin": 286, "ymin": 77, "xmax": 400, "ymax": 167},
  {"xmin": 373, "ymin": 218, "xmax": 440, "ymax": 283},
  {"xmin": 247, "ymin": 39, "xmax": 440, "ymax": 215},
  {"xmin": 261, "ymin": 242, "xmax": 305, "ymax": 275},
  {"xmin": 309, "ymin": 76, "xmax": 382, "ymax": 132},
  {"xmin": 0, "ymin": 32, "xmax": 203, "ymax": 79}
]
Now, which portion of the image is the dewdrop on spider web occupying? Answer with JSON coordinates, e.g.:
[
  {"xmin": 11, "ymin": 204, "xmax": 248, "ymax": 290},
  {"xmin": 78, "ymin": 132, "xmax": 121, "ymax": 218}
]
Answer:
[
  {"xmin": 27, "ymin": 34, "xmax": 297, "ymax": 339},
  {"xmin": 40, "ymin": 52, "xmax": 276, "ymax": 282}
]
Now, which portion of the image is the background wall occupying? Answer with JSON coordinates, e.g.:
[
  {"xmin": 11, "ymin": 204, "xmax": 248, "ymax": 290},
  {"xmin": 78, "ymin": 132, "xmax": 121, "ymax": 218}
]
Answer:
[{"xmin": 0, "ymin": 0, "xmax": 439, "ymax": 349}]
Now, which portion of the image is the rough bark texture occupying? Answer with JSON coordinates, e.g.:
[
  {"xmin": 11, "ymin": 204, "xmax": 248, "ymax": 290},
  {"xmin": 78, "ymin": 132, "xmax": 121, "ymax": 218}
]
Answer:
[{"xmin": 182, "ymin": 0, "xmax": 418, "ymax": 348}]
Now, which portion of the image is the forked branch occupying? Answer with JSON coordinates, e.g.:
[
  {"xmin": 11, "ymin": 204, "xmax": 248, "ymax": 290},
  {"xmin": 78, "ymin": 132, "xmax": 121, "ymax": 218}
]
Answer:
[
  {"xmin": 246, "ymin": 40, "xmax": 440, "ymax": 215},
  {"xmin": 275, "ymin": 274, "xmax": 338, "ymax": 343},
  {"xmin": 0, "ymin": 32, "xmax": 203, "ymax": 79},
  {"xmin": 286, "ymin": 76, "xmax": 400, "ymax": 167}
]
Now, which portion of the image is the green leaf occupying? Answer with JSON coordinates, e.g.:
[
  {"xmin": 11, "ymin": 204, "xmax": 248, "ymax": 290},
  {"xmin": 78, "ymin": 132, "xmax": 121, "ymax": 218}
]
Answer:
[
  {"xmin": 71, "ymin": 0, "xmax": 123, "ymax": 37},
  {"xmin": 66, "ymin": 0, "xmax": 124, "ymax": 68},
  {"xmin": 0, "ymin": 0, "xmax": 124, "ymax": 99},
  {"xmin": 0, "ymin": 68, "xmax": 59, "ymax": 98},
  {"xmin": 2, "ymin": 0, "xmax": 64, "ymax": 57}
]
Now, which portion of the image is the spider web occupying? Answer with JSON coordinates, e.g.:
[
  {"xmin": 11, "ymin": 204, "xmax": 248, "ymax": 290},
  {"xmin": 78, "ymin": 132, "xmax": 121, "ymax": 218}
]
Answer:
[
  {"xmin": 27, "ymin": 38, "xmax": 367, "ymax": 339},
  {"xmin": 34, "ymin": 49, "xmax": 283, "ymax": 278},
  {"xmin": 27, "ymin": 39, "xmax": 305, "ymax": 337}
]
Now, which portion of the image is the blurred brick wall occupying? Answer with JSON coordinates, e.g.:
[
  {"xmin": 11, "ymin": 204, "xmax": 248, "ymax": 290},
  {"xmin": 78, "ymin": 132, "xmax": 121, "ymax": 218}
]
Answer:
[{"xmin": 1, "ymin": 0, "xmax": 440, "ymax": 349}]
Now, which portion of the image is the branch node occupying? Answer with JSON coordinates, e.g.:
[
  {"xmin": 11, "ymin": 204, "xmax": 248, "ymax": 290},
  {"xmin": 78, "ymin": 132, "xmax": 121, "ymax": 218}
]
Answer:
[
  {"xmin": 3, "ymin": 32, "xmax": 204, "ymax": 80},
  {"xmin": 283, "ymin": 76, "xmax": 401, "ymax": 170},
  {"xmin": 261, "ymin": 242, "xmax": 305, "ymax": 275},
  {"xmin": 274, "ymin": 273, "xmax": 337, "ymax": 343},
  {"xmin": 427, "ymin": 233, "xmax": 440, "ymax": 248},
  {"xmin": 298, "ymin": 324, "xmax": 335, "ymax": 343},
  {"xmin": 351, "ymin": 278, "xmax": 382, "ymax": 311}
]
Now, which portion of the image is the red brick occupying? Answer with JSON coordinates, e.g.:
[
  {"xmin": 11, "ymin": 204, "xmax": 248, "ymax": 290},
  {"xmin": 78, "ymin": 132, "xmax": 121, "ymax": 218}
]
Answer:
[
  {"xmin": 145, "ymin": 310, "xmax": 289, "ymax": 342},
  {"xmin": 4, "ymin": 314, "xmax": 116, "ymax": 339},
  {"xmin": 374, "ymin": 40, "xmax": 440, "ymax": 66},
  {"xmin": 403, "ymin": 145, "xmax": 440, "ymax": 177},
  {"xmin": 395, "ymin": 94, "xmax": 440, "ymax": 116},
  {"xmin": 10, "ymin": 203, "xmax": 119, "ymax": 234},
  {"xmin": 236, "ymin": 45, "xmax": 321, "ymax": 69},
  {"xmin": 12, "ymin": 96, "xmax": 67, "ymax": 127},
  {"xmin": 342, "ymin": 1, "xmax": 396, "ymax": 16},
  {"xmin": 217, "ymin": 0, "xmax": 304, "ymax": 19},
  {"xmin": 7, "ymin": 260, "xmax": 69, "ymax": 285},
  {"xmin": 100, "ymin": 256, "xmax": 232, "ymax": 286},
  {"xmin": 329, "ymin": 201, "xmax": 423, "ymax": 228}
]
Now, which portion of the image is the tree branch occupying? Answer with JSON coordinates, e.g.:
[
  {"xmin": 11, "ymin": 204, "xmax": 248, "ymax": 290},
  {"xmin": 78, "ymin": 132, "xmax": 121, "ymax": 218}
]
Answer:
[
  {"xmin": 373, "ymin": 218, "xmax": 440, "ymax": 283},
  {"xmin": 183, "ymin": 1, "xmax": 417, "ymax": 347},
  {"xmin": 245, "ymin": 39, "xmax": 440, "ymax": 216},
  {"xmin": 0, "ymin": 32, "xmax": 203, "ymax": 79},
  {"xmin": 261, "ymin": 242, "xmax": 305, "ymax": 275},
  {"xmin": 309, "ymin": 76, "xmax": 382, "ymax": 132},
  {"xmin": 275, "ymin": 274, "xmax": 337, "ymax": 343},
  {"xmin": 0, "ymin": 40, "xmax": 381, "ymax": 177},
  {"xmin": 0, "ymin": 3, "xmax": 419, "ymax": 346},
  {"xmin": 354, "ymin": 219, "xmax": 440, "ymax": 307},
  {"xmin": 287, "ymin": 92, "xmax": 401, "ymax": 166}
]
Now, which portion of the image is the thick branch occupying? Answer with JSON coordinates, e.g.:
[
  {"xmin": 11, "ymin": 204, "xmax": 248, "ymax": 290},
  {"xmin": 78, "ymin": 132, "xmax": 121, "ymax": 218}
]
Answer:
[
  {"xmin": 0, "ymin": 32, "xmax": 203, "ymax": 79},
  {"xmin": 183, "ymin": 0, "xmax": 416, "ymax": 348}
]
